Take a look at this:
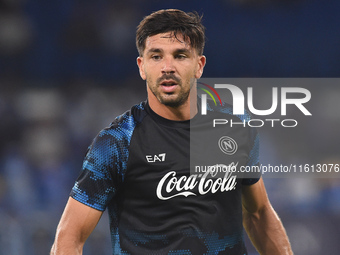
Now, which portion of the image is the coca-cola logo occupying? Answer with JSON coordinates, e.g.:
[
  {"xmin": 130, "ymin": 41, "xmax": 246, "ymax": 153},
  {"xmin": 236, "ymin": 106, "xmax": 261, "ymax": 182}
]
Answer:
[{"xmin": 156, "ymin": 163, "xmax": 238, "ymax": 200}]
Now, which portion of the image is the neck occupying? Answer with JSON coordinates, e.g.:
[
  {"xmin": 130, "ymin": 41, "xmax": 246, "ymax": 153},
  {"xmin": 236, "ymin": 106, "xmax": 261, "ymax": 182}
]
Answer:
[{"xmin": 147, "ymin": 87, "xmax": 197, "ymax": 121}]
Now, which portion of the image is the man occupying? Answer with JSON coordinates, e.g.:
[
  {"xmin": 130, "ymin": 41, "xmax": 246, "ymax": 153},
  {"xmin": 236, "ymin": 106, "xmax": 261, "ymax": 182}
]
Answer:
[{"xmin": 51, "ymin": 9, "xmax": 293, "ymax": 255}]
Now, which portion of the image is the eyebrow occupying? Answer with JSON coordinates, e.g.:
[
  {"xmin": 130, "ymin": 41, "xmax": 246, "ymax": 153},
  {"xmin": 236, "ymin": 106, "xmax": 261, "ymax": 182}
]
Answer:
[
  {"xmin": 146, "ymin": 48, "xmax": 192, "ymax": 55},
  {"xmin": 174, "ymin": 48, "xmax": 191, "ymax": 54},
  {"xmin": 146, "ymin": 48, "xmax": 162, "ymax": 54}
]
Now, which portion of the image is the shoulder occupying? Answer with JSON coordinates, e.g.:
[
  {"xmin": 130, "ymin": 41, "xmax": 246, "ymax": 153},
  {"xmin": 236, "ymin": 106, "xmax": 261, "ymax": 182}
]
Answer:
[
  {"xmin": 87, "ymin": 101, "xmax": 147, "ymax": 156},
  {"xmin": 99, "ymin": 101, "xmax": 147, "ymax": 140}
]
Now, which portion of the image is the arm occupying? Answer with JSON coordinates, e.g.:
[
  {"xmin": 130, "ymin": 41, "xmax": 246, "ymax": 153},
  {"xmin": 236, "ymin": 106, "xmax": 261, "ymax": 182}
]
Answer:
[
  {"xmin": 242, "ymin": 177, "xmax": 293, "ymax": 255},
  {"xmin": 50, "ymin": 197, "xmax": 103, "ymax": 255}
]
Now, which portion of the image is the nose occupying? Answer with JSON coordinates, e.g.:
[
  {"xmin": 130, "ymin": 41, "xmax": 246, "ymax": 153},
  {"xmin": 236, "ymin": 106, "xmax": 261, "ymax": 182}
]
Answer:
[{"xmin": 161, "ymin": 56, "xmax": 175, "ymax": 74}]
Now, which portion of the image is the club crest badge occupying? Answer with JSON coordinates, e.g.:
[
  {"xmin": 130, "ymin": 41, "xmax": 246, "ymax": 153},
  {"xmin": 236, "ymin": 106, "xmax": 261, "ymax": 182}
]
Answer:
[{"xmin": 218, "ymin": 136, "xmax": 238, "ymax": 155}]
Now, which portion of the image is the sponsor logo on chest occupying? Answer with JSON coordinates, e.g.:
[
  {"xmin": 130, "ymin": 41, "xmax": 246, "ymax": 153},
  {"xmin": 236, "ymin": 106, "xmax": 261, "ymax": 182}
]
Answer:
[
  {"xmin": 156, "ymin": 163, "xmax": 238, "ymax": 200},
  {"xmin": 147, "ymin": 136, "xmax": 242, "ymax": 200}
]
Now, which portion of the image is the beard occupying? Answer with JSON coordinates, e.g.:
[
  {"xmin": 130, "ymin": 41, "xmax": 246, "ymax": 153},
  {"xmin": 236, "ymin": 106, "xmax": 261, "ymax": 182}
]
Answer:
[{"xmin": 147, "ymin": 74, "xmax": 195, "ymax": 108}]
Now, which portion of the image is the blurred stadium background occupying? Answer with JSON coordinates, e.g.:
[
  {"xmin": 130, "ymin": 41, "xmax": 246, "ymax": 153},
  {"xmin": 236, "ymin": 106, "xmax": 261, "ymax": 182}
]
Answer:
[{"xmin": 0, "ymin": 0, "xmax": 340, "ymax": 254}]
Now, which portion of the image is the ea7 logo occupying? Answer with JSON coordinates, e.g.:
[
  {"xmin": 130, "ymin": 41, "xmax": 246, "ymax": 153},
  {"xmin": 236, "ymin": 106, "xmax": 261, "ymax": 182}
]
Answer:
[{"xmin": 146, "ymin": 153, "xmax": 166, "ymax": 163}]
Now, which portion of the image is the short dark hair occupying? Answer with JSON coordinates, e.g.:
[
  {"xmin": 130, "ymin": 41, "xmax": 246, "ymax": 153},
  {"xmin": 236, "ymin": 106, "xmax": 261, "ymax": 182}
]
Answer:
[{"xmin": 136, "ymin": 9, "xmax": 205, "ymax": 56}]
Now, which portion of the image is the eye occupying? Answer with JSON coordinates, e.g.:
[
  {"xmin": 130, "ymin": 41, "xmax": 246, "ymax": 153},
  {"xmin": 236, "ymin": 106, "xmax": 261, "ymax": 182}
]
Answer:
[
  {"xmin": 151, "ymin": 55, "xmax": 162, "ymax": 61},
  {"xmin": 175, "ymin": 54, "xmax": 187, "ymax": 60}
]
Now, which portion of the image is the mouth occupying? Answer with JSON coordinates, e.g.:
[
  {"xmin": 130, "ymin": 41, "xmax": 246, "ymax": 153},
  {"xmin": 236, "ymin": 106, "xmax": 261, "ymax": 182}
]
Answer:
[
  {"xmin": 160, "ymin": 80, "xmax": 178, "ymax": 86},
  {"xmin": 160, "ymin": 80, "xmax": 179, "ymax": 93}
]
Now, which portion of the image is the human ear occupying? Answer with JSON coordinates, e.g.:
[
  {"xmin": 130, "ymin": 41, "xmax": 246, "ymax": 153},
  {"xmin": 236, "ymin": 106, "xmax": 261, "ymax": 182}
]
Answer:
[
  {"xmin": 195, "ymin": 55, "xmax": 206, "ymax": 79},
  {"xmin": 137, "ymin": 57, "xmax": 146, "ymax": 80}
]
